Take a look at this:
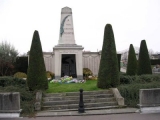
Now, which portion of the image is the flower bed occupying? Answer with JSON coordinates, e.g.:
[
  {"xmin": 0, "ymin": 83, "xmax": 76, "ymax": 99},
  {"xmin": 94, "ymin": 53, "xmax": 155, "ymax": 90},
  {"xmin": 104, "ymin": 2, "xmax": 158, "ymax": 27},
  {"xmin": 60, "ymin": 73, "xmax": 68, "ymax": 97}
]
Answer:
[{"xmin": 50, "ymin": 76, "xmax": 86, "ymax": 83}]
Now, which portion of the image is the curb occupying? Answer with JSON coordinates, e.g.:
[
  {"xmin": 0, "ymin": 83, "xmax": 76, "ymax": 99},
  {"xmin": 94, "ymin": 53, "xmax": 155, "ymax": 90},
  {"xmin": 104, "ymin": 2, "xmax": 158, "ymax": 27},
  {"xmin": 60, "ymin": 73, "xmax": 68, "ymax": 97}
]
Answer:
[{"xmin": 36, "ymin": 108, "xmax": 139, "ymax": 117}]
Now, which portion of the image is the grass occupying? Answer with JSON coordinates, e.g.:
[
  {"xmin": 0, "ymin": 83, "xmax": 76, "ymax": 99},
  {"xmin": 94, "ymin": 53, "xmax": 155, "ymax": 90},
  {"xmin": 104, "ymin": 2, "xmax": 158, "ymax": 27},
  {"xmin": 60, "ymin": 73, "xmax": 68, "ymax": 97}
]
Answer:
[{"xmin": 46, "ymin": 80, "xmax": 103, "ymax": 93}]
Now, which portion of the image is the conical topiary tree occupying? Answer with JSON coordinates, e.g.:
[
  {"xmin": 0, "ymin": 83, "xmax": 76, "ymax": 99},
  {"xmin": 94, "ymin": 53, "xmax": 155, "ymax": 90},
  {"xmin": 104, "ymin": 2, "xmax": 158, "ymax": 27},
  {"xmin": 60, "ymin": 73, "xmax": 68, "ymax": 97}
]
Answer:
[
  {"xmin": 27, "ymin": 30, "xmax": 48, "ymax": 91},
  {"xmin": 137, "ymin": 40, "xmax": 152, "ymax": 75},
  {"xmin": 97, "ymin": 24, "xmax": 120, "ymax": 88},
  {"xmin": 126, "ymin": 44, "xmax": 137, "ymax": 75}
]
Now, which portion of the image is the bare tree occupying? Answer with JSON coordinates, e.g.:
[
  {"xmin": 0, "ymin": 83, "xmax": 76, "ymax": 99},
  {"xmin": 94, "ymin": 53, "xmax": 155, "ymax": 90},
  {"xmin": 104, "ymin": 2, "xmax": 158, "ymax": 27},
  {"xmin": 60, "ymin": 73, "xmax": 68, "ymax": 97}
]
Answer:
[
  {"xmin": 0, "ymin": 41, "xmax": 18, "ymax": 76},
  {"xmin": 148, "ymin": 49, "xmax": 154, "ymax": 59}
]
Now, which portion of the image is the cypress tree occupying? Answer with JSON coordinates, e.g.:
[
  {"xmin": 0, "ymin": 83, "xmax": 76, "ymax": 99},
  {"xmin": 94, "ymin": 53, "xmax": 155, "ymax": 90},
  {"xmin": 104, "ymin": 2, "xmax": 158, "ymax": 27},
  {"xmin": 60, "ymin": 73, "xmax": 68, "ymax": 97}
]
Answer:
[
  {"xmin": 97, "ymin": 24, "xmax": 120, "ymax": 88},
  {"xmin": 27, "ymin": 30, "xmax": 48, "ymax": 91},
  {"xmin": 126, "ymin": 44, "xmax": 137, "ymax": 75},
  {"xmin": 137, "ymin": 40, "xmax": 152, "ymax": 75}
]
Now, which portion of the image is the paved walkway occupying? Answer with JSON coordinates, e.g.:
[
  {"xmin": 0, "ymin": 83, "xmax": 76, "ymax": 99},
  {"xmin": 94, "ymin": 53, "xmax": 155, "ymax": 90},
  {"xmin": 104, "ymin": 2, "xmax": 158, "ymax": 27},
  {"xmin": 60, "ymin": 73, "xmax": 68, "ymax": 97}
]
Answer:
[
  {"xmin": 1, "ymin": 108, "xmax": 160, "ymax": 120},
  {"xmin": 3, "ymin": 113, "xmax": 160, "ymax": 120}
]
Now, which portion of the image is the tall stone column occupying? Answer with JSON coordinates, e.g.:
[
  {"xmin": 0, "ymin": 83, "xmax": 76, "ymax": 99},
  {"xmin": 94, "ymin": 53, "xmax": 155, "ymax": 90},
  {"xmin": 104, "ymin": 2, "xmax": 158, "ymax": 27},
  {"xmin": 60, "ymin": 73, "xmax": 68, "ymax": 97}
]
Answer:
[
  {"xmin": 76, "ymin": 51, "xmax": 83, "ymax": 79},
  {"xmin": 54, "ymin": 51, "xmax": 61, "ymax": 79}
]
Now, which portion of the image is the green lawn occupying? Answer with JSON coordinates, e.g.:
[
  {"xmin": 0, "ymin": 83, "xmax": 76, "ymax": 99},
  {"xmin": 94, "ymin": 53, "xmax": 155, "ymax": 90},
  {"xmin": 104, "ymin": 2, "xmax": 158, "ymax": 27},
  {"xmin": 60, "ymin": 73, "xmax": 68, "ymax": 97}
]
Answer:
[{"xmin": 46, "ymin": 80, "xmax": 103, "ymax": 93}]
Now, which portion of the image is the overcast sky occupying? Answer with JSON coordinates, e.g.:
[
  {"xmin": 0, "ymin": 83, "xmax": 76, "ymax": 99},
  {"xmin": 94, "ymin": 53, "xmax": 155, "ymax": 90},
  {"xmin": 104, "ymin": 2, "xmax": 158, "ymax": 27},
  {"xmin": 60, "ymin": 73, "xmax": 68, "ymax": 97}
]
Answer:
[{"xmin": 0, "ymin": 0, "xmax": 160, "ymax": 55}]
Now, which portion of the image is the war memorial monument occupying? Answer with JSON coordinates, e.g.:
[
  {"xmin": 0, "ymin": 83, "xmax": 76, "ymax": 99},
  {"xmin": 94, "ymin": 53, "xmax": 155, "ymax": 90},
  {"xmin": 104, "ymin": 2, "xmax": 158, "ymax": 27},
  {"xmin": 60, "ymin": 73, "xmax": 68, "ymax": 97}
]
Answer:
[{"xmin": 43, "ymin": 7, "xmax": 101, "ymax": 79}]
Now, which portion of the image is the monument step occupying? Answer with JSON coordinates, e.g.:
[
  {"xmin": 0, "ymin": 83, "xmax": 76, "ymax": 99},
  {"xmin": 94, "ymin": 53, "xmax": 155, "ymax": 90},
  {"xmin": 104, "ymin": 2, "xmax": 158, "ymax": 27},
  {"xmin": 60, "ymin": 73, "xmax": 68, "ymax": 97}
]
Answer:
[
  {"xmin": 41, "ymin": 90, "xmax": 122, "ymax": 112},
  {"xmin": 43, "ymin": 94, "xmax": 114, "ymax": 101},
  {"xmin": 43, "ymin": 97, "xmax": 116, "ymax": 105},
  {"xmin": 44, "ymin": 90, "xmax": 112, "ymax": 97},
  {"xmin": 42, "ymin": 102, "xmax": 118, "ymax": 110},
  {"xmin": 43, "ymin": 105, "xmax": 120, "ymax": 112}
]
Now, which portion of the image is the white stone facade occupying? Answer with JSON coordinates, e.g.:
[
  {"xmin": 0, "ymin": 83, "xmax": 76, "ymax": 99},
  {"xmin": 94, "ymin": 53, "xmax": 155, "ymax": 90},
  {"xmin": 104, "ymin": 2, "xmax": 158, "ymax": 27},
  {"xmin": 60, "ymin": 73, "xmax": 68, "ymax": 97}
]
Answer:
[
  {"xmin": 43, "ymin": 51, "xmax": 101, "ymax": 77},
  {"xmin": 53, "ymin": 45, "xmax": 84, "ymax": 79},
  {"xmin": 83, "ymin": 52, "xmax": 101, "ymax": 76}
]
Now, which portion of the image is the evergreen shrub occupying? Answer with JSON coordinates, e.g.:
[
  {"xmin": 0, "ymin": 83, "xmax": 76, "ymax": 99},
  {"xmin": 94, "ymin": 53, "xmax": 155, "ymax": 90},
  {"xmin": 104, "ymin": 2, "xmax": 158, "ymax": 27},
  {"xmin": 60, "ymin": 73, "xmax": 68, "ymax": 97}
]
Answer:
[
  {"xmin": 97, "ymin": 24, "xmax": 119, "ymax": 88},
  {"xmin": 137, "ymin": 40, "xmax": 152, "ymax": 75},
  {"xmin": 83, "ymin": 68, "xmax": 93, "ymax": 79},
  {"xmin": 27, "ymin": 30, "xmax": 48, "ymax": 91},
  {"xmin": 0, "ymin": 76, "xmax": 26, "ymax": 87},
  {"xmin": 118, "ymin": 81, "xmax": 160, "ymax": 107},
  {"xmin": 126, "ymin": 44, "xmax": 137, "ymax": 75},
  {"xmin": 120, "ymin": 74, "xmax": 160, "ymax": 84},
  {"xmin": 120, "ymin": 75, "xmax": 133, "ymax": 84},
  {"xmin": 118, "ymin": 74, "xmax": 160, "ymax": 107},
  {"xmin": 14, "ymin": 57, "xmax": 28, "ymax": 74},
  {"xmin": 46, "ymin": 71, "xmax": 55, "ymax": 79},
  {"xmin": 150, "ymin": 59, "xmax": 160, "ymax": 65},
  {"xmin": 0, "ymin": 76, "xmax": 35, "ymax": 115},
  {"xmin": 14, "ymin": 72, "xmax": 27, "ymax": 79}
]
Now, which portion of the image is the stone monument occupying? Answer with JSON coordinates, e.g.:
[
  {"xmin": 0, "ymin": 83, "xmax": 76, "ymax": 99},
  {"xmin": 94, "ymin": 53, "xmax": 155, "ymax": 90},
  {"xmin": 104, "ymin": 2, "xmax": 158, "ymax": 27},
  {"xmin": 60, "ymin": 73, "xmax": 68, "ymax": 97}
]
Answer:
[
  {"xmin": 36, "ymin": 6, "xmax": 120, "ymax": 78},
  {"xmin": 139, "ymin": 88, "xmax": 160, "ymax": 113},
  {"xmin": 0, "ymin": 92, "xmax": 21, "ymax": 118},
  {"xmin": 53, "ymin": 7, "xmax": 84, "ymax": 79}
]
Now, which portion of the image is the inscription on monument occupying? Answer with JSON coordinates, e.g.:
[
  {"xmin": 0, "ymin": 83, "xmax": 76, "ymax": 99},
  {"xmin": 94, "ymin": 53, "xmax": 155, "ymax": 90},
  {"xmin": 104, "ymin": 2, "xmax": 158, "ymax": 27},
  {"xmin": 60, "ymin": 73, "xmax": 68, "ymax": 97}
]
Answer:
[
  {"xmin": 63, "ymin": 18, "xmax": 74, "ymax": 36},
  {"xmin": 59, "ymin": 7, "xmax": 75, "ymax": 44},
  {"xmin": 63, "ymin": 32, "xmax": 74, "ymax": 34},
  {"xmin": 60, "ymin": 50, "xmax": 78, "ymax": 54}
]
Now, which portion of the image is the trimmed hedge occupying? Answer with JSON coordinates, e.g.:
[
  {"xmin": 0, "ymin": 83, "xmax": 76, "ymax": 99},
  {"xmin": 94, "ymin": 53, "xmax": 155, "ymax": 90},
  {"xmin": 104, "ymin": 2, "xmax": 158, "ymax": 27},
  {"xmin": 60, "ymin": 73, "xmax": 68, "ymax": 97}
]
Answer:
[
  {"xmin": 120, "ymin": 75, "xmax": 134, "ymax": 84},
  {"xmin": 120, "ymin": 74, "xmax": 160, "ymax": 84},
  {"xmin": 0, "ymin": 76, "xmax": 26, "ymax": 87},
  {"xmin": 118, "ymin": 81, "xmax": 160, "ymax": 107},
  {"xmin": 150, "ymin": 59, "xmax": 160, "ymax": 65},
  {"xmin": 118, "ymin": 74, "xmax": 160, "ymax": 107}
]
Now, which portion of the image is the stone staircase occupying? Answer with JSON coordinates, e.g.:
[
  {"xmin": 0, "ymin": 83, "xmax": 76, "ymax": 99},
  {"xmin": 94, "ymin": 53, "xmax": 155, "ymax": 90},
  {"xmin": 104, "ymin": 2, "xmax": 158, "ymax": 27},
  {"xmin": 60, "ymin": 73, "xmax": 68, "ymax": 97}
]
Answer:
[{"xmin": 41, "ymin": 89, "xmax": 123, "ymax": 112}]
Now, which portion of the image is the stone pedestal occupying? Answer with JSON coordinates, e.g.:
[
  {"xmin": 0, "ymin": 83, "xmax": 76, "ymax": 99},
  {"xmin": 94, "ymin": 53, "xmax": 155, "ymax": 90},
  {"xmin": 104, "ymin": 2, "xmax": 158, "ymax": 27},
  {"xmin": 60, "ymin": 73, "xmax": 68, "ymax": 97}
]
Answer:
[
  {"xmin": 34, "ymin": 91, "xmax": 42, "ymax": 111},
  {"xmin": 53, "ymin": 44, "xmax": 83, "ymax": 80},
  {"xmin": 139, "ymin": 88, "xmax": 160, "ymax": 113},
  {"xmin": 0, "ymin": 92, "xmax": 21, "ymax": 118}
]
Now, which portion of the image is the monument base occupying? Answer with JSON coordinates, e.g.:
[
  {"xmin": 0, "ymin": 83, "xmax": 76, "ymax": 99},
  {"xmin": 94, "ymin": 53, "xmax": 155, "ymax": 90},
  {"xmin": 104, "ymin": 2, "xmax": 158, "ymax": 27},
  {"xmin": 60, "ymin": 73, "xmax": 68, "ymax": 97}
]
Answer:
[
  {"xmin": 0, "ymin": 109, "xmax": 22, "ymax": 118},
  {"xmin": 77, "ymin": 75, "xmax": 83, "ymax": 80},
  {"xmin": 55, "ymin": 76, "xmax": 61, "ymax": 79},
  {"xmin": 55, "ymin": 75, "xmax": 83, "ymax": 80},
  {"xmin": 140, "ymin": 106, "xmax": 160, "ymax": 114},
  {"xmin": 139, "ymin": 88, "xmax": 160, "ymax": 114}
]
